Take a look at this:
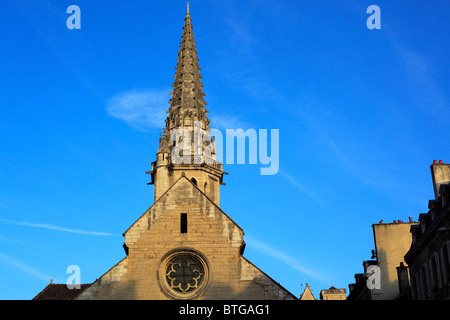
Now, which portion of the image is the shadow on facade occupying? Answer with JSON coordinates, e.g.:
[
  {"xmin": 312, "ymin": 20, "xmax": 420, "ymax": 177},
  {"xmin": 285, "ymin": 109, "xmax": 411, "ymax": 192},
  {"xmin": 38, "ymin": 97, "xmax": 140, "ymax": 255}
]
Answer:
[
  {"xmin": 78, "ymin": 279, "xmax": 296, "ymax": 300},
  {"xmin": 347, "ymin": 248, "xmax": 402, "ymax": 300},
  {"xmin": 78, "ymin": 280, "xmax": 138, "ymax": 300}
]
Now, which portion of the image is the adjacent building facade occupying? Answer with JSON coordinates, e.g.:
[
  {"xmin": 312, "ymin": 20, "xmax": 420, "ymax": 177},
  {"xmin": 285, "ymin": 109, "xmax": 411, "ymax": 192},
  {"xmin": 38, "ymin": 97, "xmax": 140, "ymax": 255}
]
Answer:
[
  {"xmin": 404, "ymin": 161, "xmax": 450, "ymax": 300},
  {"xmin": 347, "ymin": 219, "xmax": 418, "ymax": 300},
  {"xmin": 348, "ymin": 160, "xmax": 450, "ymax": 300},
  {"xmin": 320, "ymin": 286, "xmax": 346, "ymax": 300}
]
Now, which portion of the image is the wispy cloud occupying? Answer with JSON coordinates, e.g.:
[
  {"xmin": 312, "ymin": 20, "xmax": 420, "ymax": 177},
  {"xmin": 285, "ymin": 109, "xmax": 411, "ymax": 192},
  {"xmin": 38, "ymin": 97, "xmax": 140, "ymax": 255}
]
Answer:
[
  {"xmin": 0, "ymin": 253, "xmax": 55, "ymax": 282},
  {"xmin": 0, "ymin": 219, "xmax": 115, "ymax": 236},
  {"xmin": 0, "ymin": 235, "xmax": 55, "ymax": 251},
  {"xmin": 210, "ymin": 114, "xmax": 250, "ymax": 130},
  {"xmin": 223, "ymin": 16, "xmax": 258, "ymax": 55},
  {"xmin": 107, "ymin": 89, "xmax": 169, "ymax": 131},
  {"xmin": 294, "ymin": 102, "xmax": 406, "ymax": 192},
  {"xmin": 278, "ymin": 169, "xmax": 324, "ymax": 207},
  {"xmin": 245, "ymin": 236, "xmax": 329, "ymax": 283},
  {"xmin": 216, "ymin": 9, "xmax": 282, "ymax": 106},
  {"xmin": 393, "ymin": 45, "xmax": 449, "ymax": 118},
  {"xmin": 320, "ymin": 135, "xmax": 406, "ymax": 191}
]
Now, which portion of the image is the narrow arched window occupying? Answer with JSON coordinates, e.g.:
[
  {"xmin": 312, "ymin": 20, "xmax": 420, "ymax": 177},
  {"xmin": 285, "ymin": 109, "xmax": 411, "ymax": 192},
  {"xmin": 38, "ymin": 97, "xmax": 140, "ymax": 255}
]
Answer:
[{"xmin": 191, "ymin": 178, "xmax": 197, "ymax": 186}]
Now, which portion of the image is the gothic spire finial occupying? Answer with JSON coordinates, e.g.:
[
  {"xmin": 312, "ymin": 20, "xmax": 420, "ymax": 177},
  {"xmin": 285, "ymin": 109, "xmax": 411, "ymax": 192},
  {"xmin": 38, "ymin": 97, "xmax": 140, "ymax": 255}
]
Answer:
[{"xmin": 164, "ymin": 3, "xmax": 209, "ymax": 131}]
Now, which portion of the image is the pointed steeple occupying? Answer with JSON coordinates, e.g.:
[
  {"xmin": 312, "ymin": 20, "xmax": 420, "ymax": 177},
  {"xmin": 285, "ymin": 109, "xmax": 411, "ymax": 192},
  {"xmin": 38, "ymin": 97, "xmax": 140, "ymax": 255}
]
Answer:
[
  {"xmin": 166, "ymin": 2, "xmax": 209, "ymax": 132},
  {"xmin": 149, "ymin": 4, "xmax": 226, "ymax": 205}
]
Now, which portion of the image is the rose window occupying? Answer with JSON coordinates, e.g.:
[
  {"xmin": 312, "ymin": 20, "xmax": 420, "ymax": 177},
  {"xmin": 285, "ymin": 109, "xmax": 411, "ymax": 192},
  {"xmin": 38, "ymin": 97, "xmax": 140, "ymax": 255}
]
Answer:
[
  {"xmin": 158, "ymin": 249, "xmax": 209, "ymax": 299},
  {"xmin": 165, "ymin": 256, "xmax": 204, "ymax": 293}
]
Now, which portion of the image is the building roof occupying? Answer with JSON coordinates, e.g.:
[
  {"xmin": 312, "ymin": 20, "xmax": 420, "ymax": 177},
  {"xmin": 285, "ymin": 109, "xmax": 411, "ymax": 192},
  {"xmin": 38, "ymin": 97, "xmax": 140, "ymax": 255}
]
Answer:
[
  {"xmin": 299, "ymin": 283, "xmax": 316, "ymax": 300},
  {"xmin": 33, "ymin": 283, "xmax": 92, "ymax": 300}
]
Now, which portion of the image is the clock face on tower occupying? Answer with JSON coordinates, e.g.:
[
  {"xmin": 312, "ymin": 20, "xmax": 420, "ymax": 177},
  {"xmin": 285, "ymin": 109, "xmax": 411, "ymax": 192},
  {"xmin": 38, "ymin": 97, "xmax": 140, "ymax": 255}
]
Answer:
[{"xmin": 158, "ymin": 249, "xmax": 210, "ymax": 299}]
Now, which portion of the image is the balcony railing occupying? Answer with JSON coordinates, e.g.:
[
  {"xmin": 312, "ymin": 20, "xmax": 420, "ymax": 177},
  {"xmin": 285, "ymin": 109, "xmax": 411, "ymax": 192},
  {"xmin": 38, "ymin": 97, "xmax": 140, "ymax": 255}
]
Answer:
[{"xmin": 170, "ymin": 155, "xmax": 222, "ymax": 170}]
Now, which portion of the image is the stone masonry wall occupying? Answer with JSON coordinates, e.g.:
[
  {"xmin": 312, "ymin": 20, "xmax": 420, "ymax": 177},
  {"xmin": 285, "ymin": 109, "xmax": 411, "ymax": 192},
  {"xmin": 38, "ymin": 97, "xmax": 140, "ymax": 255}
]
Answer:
[{"xmin": 77, "ymin": 177, "xmax": 294, "ymax": 300}]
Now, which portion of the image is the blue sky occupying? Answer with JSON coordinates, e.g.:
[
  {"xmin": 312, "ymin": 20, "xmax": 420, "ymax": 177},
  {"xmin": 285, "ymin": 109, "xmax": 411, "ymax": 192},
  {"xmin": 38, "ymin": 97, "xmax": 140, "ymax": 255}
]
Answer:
[{"xmin": 1, "ymin": 0, "xmax": 449, "ymax": 299}]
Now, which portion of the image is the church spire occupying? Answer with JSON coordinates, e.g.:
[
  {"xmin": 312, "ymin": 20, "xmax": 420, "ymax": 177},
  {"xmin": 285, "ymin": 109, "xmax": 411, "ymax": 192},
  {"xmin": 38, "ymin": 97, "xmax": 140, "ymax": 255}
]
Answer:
[
  {"xmin": 166, "ymin": 2, "xmax": 209, "ymax": 132},
  {"xmin": 149, "ymin": 4, "xmax": 225, "ymax": 205}
]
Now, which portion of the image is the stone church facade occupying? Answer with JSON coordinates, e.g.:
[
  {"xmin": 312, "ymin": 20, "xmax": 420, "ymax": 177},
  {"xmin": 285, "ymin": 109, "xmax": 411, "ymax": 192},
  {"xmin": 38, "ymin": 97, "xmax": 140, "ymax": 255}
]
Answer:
[
  {"xmin": 76, "ymin": 175, "xmax": 294, "ymax": 299},
  {"xmin": 34, "ymin": 5, "xmax": 296, "ymax": 300}
]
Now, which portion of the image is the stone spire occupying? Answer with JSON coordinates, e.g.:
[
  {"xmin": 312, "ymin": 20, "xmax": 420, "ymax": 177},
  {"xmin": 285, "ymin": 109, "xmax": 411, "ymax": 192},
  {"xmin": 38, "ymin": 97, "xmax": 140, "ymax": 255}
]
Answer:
[
  {"xmin": 165, "ymin": 3, "xmax": 210, "ymax": 133},
  {"xmin": 148, "ymin": 4, "xmax": 226, "ymax": 205}
]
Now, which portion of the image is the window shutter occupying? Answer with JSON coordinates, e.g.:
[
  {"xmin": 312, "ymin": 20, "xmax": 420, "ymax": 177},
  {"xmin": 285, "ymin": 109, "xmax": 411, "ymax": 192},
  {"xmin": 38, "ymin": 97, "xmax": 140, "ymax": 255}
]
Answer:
[
  {"xmin": 440, "ymin": 249, "xmax": 447, "ymax": 285},
  {"xmin": 429, "ymin": 258, "xmax": 435, "ymax": 289},
  {"xmin": 447, "ymin": 241, "xmax": 450, "ymax": 275},
  {"xmin": 435, "ymin": 253, "xmax": 442, "ymax": 289},
  {"xmin": 410, "ymin": 276, "xmax": 416, "ymax": 300},
  {"xmin": 417, "ymin": 272, "xmax": 423, "ymax": 300},
  {"xmin": 424, "ymin": 264, "xmax": 431, "ymax": 298},
  {"xmin": 444, "ymin": 241, "xmax": 450, "ymax": 268}
]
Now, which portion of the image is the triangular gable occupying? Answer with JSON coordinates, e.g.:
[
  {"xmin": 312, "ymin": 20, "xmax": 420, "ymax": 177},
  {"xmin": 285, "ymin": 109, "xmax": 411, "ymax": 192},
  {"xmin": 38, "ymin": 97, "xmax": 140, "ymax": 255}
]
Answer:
[
  {"xmin": 299, "ymin": 284, "xmax": 316, "ymax": 300},
  {"xmin": 123, "ymin": 174, "xmax": 243, "ymax": 237}
]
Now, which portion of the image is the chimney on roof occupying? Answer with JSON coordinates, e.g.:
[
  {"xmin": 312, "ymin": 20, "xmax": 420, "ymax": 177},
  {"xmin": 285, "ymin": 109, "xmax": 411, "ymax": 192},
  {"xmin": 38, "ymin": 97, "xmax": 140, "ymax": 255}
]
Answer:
[
  {"xmin": 430, "ymin": 160, "xmax": 450, "ymax": 199},
  {"xmin": 50, "ymin": 279, "xmax": 53, "ymax": 284},
  {"xmin": 409, "ymin": 216, "xmax": 413, "ymax": 223}
]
